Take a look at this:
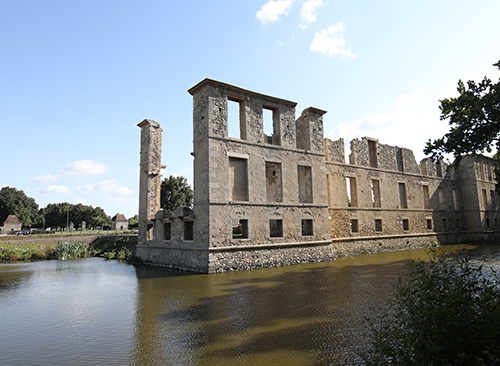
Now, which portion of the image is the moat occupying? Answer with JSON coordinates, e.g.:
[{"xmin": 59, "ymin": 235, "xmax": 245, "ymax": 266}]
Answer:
[{"xmin": 1, "ymin": 245, "xmax": 499, "ymax": 365}]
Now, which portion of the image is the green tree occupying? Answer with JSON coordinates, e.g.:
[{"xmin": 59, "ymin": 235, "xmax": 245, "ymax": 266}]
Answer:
[
  {"xmin": 43, "ymin": 203, "xmax": 111, "ymax": 230},
  {"xmin": 128, "ymin": 214, "xmax": 138, "ymax": 229},
  {"xmin": 160, "ymin": 175, "xmax": 193, "ymax": 211},
  {"xmin": 362, "ymin": 250, "xmax": 500, "ymax": 365},
  {"xmin": 0, "ymin": 186, "xmax": 42, "ymax": 227},
  {"xmin": 424, "ymin": 60, "xmax": 500, "ymax": 164}
]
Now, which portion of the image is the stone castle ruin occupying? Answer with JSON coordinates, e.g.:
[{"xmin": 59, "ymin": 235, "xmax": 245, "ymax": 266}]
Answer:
[{"xmin": 137, "ymin": 79, "xmax": 500, "ymax": 273}]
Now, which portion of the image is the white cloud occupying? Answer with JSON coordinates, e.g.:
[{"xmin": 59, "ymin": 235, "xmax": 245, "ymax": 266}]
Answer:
[
  {"xmin": 310, "ymin": 23, "xmax": 356, "ymax": 58},
  {"xmin": 30, "ymin": 174, "xmax": 59, "ymax": 184},
  {"xmin": 77, "ymin": 179, "xmax": 132, "ymax": 196},
  {"xmin": 256, "ymin": 0, "xmax": 292, "ymax": 25},
  {"xmin": 299, "ymin": 0, "xmax": 326, "ymax": 29},
  {"xmin": 32, "ymin": 185, "xmax": 71, "ymax": 194},
  {"xmin": 61, "ymin": 159, "xmax": 109, "ymax": 176},
  {"xmin": 394, "ymin": 89, "xmax": 424, "ymax": 109}
]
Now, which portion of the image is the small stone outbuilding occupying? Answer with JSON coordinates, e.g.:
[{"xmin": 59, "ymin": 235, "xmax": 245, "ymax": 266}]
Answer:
[
  {"xmin": 111, "ymin": 213, "xmax": 128, "ymax": 231},
  {"xmin": 1, "ymin": 214, "xmax": 22, "ymax": 234}
]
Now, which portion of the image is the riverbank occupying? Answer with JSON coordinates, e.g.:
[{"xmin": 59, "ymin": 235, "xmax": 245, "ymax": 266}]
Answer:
[{"xmin": 0, "ymin": 233, "xmax": 138, "ymax": 262}]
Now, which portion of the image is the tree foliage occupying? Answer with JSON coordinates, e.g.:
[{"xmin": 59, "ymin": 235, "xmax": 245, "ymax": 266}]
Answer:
[
  {"xmin": 362, "ymin": 249, "xmax": 500, "ymax": 365},
  {"xmin": 43, "ymin": 202, "xmax": 111, "ymax": 229},
  {"xmin": 160, "ymin": 175, "xmax": 193, "ymax": 211},
  {"xmin": 425, "ymin": 61, "xmax": 500, "ymax": 163},
  {"xmin": 0, "ymin": 186, "xmax": 42, "ymax": 227}
]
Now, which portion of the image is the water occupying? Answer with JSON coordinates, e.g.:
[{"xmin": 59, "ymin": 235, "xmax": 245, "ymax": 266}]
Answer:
[{"xmin": 1, "ymin": 245, "xmax": 499, "ymax": 365}]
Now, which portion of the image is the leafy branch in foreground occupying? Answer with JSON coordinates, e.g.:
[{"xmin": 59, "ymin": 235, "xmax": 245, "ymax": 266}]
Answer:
[{"xmin": 362, "ymin": 249, "xmax": 500, "ymax": 366}]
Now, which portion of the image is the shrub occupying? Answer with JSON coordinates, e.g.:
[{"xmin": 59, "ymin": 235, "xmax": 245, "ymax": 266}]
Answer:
[
  {"xmin": 51, "ymin": 241, "xmax": 88, "ymax": 260},
  {"xmin": 362, "ymin": 249, "xmax": 500, "ymax": 365}
]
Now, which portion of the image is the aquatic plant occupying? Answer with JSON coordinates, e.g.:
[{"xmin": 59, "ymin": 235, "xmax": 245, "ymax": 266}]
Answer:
[{"xmin": 51, "ymin": 241, "xmax": 88, "ymax": 260}]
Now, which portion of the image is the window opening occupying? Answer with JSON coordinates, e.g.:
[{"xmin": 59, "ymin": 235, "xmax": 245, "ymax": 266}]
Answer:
[
  {"xmin": 232, "ymin": 219, "xmax": 248, "ymax": 239},
  {"xmin": 346, "ymin": 177, "xmax": 358, "ymax": 207},
  {"xmin": 263, "ymin": 107, "xmax": 279, "ymax": 145},
  {"xmin": 482, "ymin": 189, "xmax": 488, "ymax": 210},
  {"xmin": 423, "ymin": 185, "xmax": 430, "ymax": 209},
  {"xmin": 269, "ymin": 219, "xmax": 283, "ymax": 237},
  {"xmin": 436, "ymin": 161, "xmax": 442, "ymax": 177},
  {"xmin": 402, "ymin": 219, "xmax": 409, "ymax": 231},
  {"xmin": 426, "ymin": 219, "xmax": 433, "ymax": 230},
  {"xmin": 491, "ymin": 190, "xmax": 495, "ymax": 207},
  {"xmin": 350, "ymin": 219, "xmax": 359, "ymax": 233},
  {"xmin": 456, "ymin": 217, "xmax": 461, "ymax": 229},
  {"xmin": 298, "ymin": 165, "xmax": 313, "ymax": 203},
  {"xmin": 371, "ymin": 179, "xmax": 381, "ymax": 208},
  {"xmin": 163, "ymin": 222, "xmax": 171, "ymax": 240},
  {"xmin": 266, "ymin": 162, "xmax": 283, "ymax": 202},
  {"xmin": 398, "ymin": 183, "xmax": 407, "ymax": 208},
  {"xmin": 228, "ymin": 98, "xmax": 243, "ymax": 139},
  {"xmin": 229, "ymin": 157, "xmax": 248, "ymax": 201},
  {"xmin": 486, "ymin": 218, "xmax": 491, "ymax": 229},
  {"xmin": 438, "ymin": 187, "xmax": 445, "ymax": 210},
  {"xmin": 479, "ymin": 160, "xmax": 485, "ymax": 180},
  {"xmin": 368, "ymin": 140, "xmax": 378, "ymax": 168},
  {"xmin": 301, "ymin": 219, "xmax": 313, "ymax": 236},
  {"xmin": 441, "ymin": 218, "xmax": 448, "ymax": 230},
  {"xmin": 375, "ymin": 219, "xmax": 383, "ymax": 232},
  {"xmin": 396, "ymin": 149, "xmax": 404, "ymax": 172},
  {"xmin": 452, "ymin": 189, "xmax": 459, "ymax": 211},
  {"xmin": 184, "ymin": 221, "xmax": 194, "ymax": 241},
  {"xmin": 487, "ymin": 162, "xmax": 492, "ymax": 181}
]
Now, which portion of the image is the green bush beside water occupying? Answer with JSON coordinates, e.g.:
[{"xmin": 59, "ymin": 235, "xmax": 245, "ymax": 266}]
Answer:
[
  {"xmin": 51, "ymin": 241, "xmax": 89, "ymax": 260},
  {"xmin": 362, "ymin": 249, "xmax": 500, "ymax": 365}
]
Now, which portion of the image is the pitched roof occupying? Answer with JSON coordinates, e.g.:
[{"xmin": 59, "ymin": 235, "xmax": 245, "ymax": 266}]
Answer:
[
  {"xmin": 4, "ymin": 214, "xmax": 21, "ymax": 224},
  {"xmin": 112, "ymin": 213, "xmax": 127, "ymax": 222}
]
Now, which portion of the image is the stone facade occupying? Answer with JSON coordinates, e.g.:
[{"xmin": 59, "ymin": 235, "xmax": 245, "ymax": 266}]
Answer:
[
  {"xmin": 111, "ymin": 213, "xmax": 128, "ymax": 231},
  {"xmin": 136, "ymin": 79, "xmax": 500, "ymax": 273}
]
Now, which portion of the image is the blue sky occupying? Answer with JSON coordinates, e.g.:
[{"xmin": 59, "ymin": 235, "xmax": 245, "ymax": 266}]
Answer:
[{"xmin": 1, "ymin": 0, "xmax": 499, "ymax": 220}]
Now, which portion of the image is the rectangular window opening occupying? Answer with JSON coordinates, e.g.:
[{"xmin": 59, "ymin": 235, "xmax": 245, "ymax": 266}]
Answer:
[
  {"xmin": 228, "ymin": 98, "xmax": 243, "ymax": 139},
  {"xmin": 438, "ymin": 187, "xmax": 445, "ymax": 210},
  {"xmin": 269, "ymin": 219, "xmax": 283, "ymax": 238},
  {"xmin": 479, "ymin": 160, "xmax": 485, "ymax": 180},
  {"xmin": 232, "ymin": 219, "xmax": 248, "ymax": 239},
  {"xmin": 426, "ymin": 218, "xmax": 433, "ymax": 230},
  {"xmin": 350, "ymin": 219, "xmax": 359, "ymax": 233},
  {"xmin": 486, "ymin": 218, "xmax": 491, "ymax": 229},
  {"xmin": 163, "ymin": 222, "xmax": 171, "ymax": 240},
  {"xmin": 452, "ymin": 189, "xmax": 459, "ymax": 211},
  {"xmin": 375, "ymin": 219, "xmax": 383, "ymax": 232},
  {"xmin": 396, "ymin": 149, "xmax": 404, "ymax": 172},
  {"xmin": 298, "ymin": 165, "xmax": 313, "ymax": 203},
  {"xmin": 398, "ymin": 182, "xmax": 408, "ymax": 208},
  {"xmin": 184, "ymin": 221, "xmax": 194, "ymax": 241},
  {"xmin": 301, "ymin": 219, "xmax": 313, "ymax": 236},
  {"xmin": 490, "ymin": 190, "xmax": 495, "ymax": 207},
  {"xmin": 263, "ymin": 107, "xmax": 279, "ymax": 145},
  {"xmin": 482, "ymin": 189, "xmax": 488, "ymax": 210},
  {"xmin": 266, "ymin": 162, "xmax": 283, "ymax": 202},
  {"xmin": 442, "ymin": 218, "xmax": 448, "ymax": 231},
  {"xmin": 229, "ymin": 157, "xmax": 249, "ymax": 201},
  {"xmin": 456, "ymin": 217, "xmax": 461, "ymax": 229},
  {"xmin": 371, "ymin": 179, "xmax": 381, "ymax": 208},
  {"xmin": 423, "ymin": 185, "xmax": 430, "ymax": 209},
  {"xmin": 347, "ymin": 177, "xmax": 358, "ymax": 207},
  {"xmin": 436, "ymin": 161, "xmax": 442, "ymax": 177},
  {"xmin": 402, "ymin": 219, "xmax": 409, "ymax": 231},
  {"xmin": 368, "ymin": 140, "xmax": 378, "ymax": 168}
]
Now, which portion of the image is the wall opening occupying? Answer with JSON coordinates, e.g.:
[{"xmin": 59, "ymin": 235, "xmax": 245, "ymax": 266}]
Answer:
[
  {"xmin": 163, "ymin": 222, "xmax": 171, "ymax": 240},
  {"xmin": 441, "ymin": 217, "xmax": 448, "ymax": 231},
  {"xmin": 482, "ymin": 189, "xmax": 488, "ymax": 210},
  {"xmin": 346, "ymin": 177, "xmax": 358, "ymax": 207},
  {"xmin": 298, "ymin": 165, "xmax": 313, "ymax": 203},
  {"xmin": 301, "ymin": 219, "xmax": 313, "ymax": 236},
  {"xmin": 491, "ymin": 190, "xmax": 496, "ymax": 207},
  {"xmin": 438, "ymin": 187, "xmax": 445, "ymax": 210},
  {"xmin": 229, "ymin": 157, "xmax": 249, "ymax": 201},
  {"xmin": 479, "ymin": 160, "xmax": 485, "ymax": 180},
  {"xmin": 402, "ymin": 218, "xmax": 409, "ymax": 231},
  {"xmin": 456, "ymin": 217, "xmax": 461, "ymax": 229},
  {"xmin": 487, "ymin": 162, "xmax": 492, "ymax": 181},
  {"xmin": 263, "ymin": 107, "xmax": 279, "ymax": 145},
  {"xmin": 184, "ymin": 221, "xmax": 194, "ymax": 241},
  {"xmin": 368, "ymin": 140, "xmax": 378, "ymax": 168},
  {"xmin": 269, "ymin": 219, "xmax": 283, "ymax": 237},
  {"xmin": 398, "ymin": 182, "xmax": 408, "ymax": 208},
  {"xmin": 265, "ymin": 162, "xmax": 283, "ymax": 202},
  {"xmin": 396, "ymin": 149, "xmax": 404, "ymax": 172},
  {"xmin": 426, "ymin": 218, "xmax": 433, "ymax": 230},
  {"xmin": 375, "ymin": 219, "xmax": 383, "ymax": 232},
  {"xmin": 228, "ymin": 98, "xmax": 243, "ymax": 139},
  {"xmin": 452, "ymin": 188, "xmax": 459, "ymax": 210},
  {"xmin": 371, "ymin": 179, "xmax": 381, "ymax": 208},
  {"xmin": 350, "ymin": 219, "xmax": 359, "ymax": 233},
  {"xmin": 486, "ymin": 217, "xmax": 491, "ymax": 229},
  {"xmin": 423, "ymin": 185, "xmax": 430, "ymax": 209},
  {"xmin": 232, "ymin": 219, "xmax": 248, "ymax": 239},
  {"xmin": 436, "ymin": 161, "xmax": 442, "ymax": 177}
]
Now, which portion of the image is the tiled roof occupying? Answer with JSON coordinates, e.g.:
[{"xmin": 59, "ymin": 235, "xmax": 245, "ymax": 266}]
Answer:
[
  {"xmin": 113, "ymin": 213, "xmax": 127, "ymax": 222},
  {"xmin": 4, "ymin": 214, "xmax": 21, "ymax": 224}
]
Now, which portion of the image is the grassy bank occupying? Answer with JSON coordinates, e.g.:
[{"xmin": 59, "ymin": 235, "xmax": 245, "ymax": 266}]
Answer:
[{"xmin": 0, "ymin": 234, "xmax": 138, "ymax": 263}]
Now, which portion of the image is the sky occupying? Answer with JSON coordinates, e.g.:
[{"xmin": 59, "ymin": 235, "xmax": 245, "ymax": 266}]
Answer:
[{"xmin": 1, "ymin": 0, "xmax": 499, "ymax": 220}]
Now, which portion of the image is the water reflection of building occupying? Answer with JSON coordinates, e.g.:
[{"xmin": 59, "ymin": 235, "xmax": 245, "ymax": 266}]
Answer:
[{"xmin": 136, "ymin": 79, "xmax": 500, "ymax": 273}]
